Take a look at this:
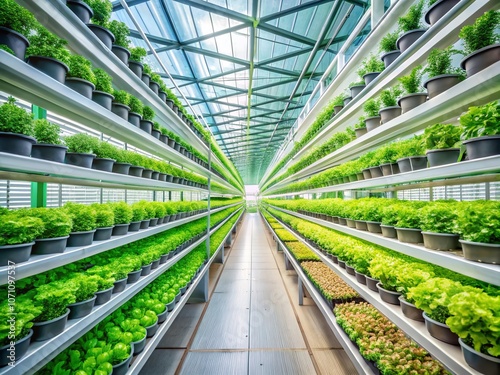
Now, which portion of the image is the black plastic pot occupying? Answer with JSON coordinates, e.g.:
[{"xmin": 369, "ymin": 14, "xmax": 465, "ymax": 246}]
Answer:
[
  {"xmin": 112, "ymin": 347, "xmax": 133, "ymax": 375},
  {"xmin": 423, "ymin": 312, "xmax": 459, "ymax": 345},
  {"xmin": 463, "ymin": 135, "xmax": 500, "ymax": 160},
  {"xmin": 379, "ymin": 106, "xmax": 401, "ymax": 124},
  {"xmin": 424, "ymin": 74, "xmax": 462, "ymax": 99},
  {"xmin": 128, "ymin": 112, "xmax": 142, "ymax": 127},
  {"xmin": 149, "ymin": 218, "xmax": 159, "ymax": 227},
  {"xmin": 128, "ymin": 60, "xmax": 143, "ymax": 78},
  {"xmin": 349, "ymin": 84, "xmax": 365, "ymax": 98},
  {"xmin": 365, "ymin": 276, "xmax": 380, "ymax": 293},
  {"xmin": 0, "ymin": 242, "xmax": 33, "ymax": 266},
  {"xmin": 141, "ymin": 73, "xmax": 150, "ymax": 86},
  {"xmin": 354, "ymin": 270, "xmax": 367, "ymax": 285},
  {"xmin": 27, "ymin": 55, "xmax": 69, "ymax": 83},
  {"xmin": 151, "ymin": 129, "xmax": 161, "ymax": 139},
  {"xmin": 426, "ymin": 148, "xmax": 460, "ymax": 167},
  {"xmin": 157, "ymin": 307, "xmax": 168, "ymax": 324},
  {"xmin": 112, "ymin": 277, "xmax": 127, "ymax": 294},
  {"xmin": 376, "ymin": 283, "xmax": 401, "ymax": 305},
  {"xmin": 111, "ymin": 103, "xmax": 130, "ymax": 120},
  {"xmin": 133, "ymin": 336, "xmax": 146, "ymax": 355},
  {"xmin": 95, "ymin": 286, "xmax": 114, "ymax": 305},
  {"xmin": 146, "ymin": 320, "xmax": 159, "ymax": 338},
  {"xmin": 338, "ymin": 217, "xmax": 347, "ymax": 226},
  {"xmin": 31, "ymin": 144, "xmax": 67, "ymax": 163},
  {"xmin": 424, "ymin": 0, "xmax": 460, "ymax": 26},
  {"xmin": 94, "ymin": 226, "xmax": 113, "ymax": 241},
  {"xmin": 160, "ymin": 253, "xmax": 169, "ymax": 264},
  {"xmin": 33, "ymin": 236, "xmax": 69, "ymax": 255},
  {"xmin": 346, "ymin": 219, "xmax": 356, "ymax": 228},
  {"xmin": 460, "ymin": 44, "xmax": 500, "ymax": 77},
  {"xmin": 87, "ymin": 24, "xmax": 115, "ymax": 49},
  {"xmin": 159, "ymin": 134, "xmax": 168, "ymax": 144},
  {"xmin": 397, "ymin": 157, "xmax": 411, "ymax": 173},
  {"xmin": 380, "ymin": 50, "xmax": 400, "ymax": 68},
  {"xmin": 363, "ymin": 72, "xmax": 380, "ymax": 85},
  {"xmin": 159, "ymin": 91, "xmax": 167, "ymax": 102},
  {"xmin": 68, "ymin": 295, "xmax": 96, "ymax": 319},
  {"xmin": 127, "ymin": 269, "xmax": 142, "ymax": 284},
  {"xmin": 112, "ymin": 224, "xmax": 129, "ymax": 236},
  {"xmin": 333, "ymin": 105, "xmax": 343, "ymax": 114},
  {"xmin": 422, "ymin": 231, "xmax": 460, "ymax": 250},
  {"xmin": 67, "ymin": 230, "xmax": 95, "ymax": 247},
  {"xmin": 399, "ymin": 296, "xmax": 424, "ymax": 322},
  {"xmin": 140, "ymin": 219, "xmax": 150, "ymax": 230},
  {"xmin": 112, "ymin": 162, "xmax": 131, "ymax": 175},
  {"xmin": 380, "ymin": 225, "xmax": 397, "ymax": 238},
  {"xmin": 67, "ymin": 0, "xmax": 94, "ymax": 23},
  {"xmin": 0, "ymin": 329, "xmax": 32, "ymax": 366},
  {"xmin": 140, "ymin": 120, "xmax": 153, "ymax": 134},
  {"xmin": 175, "ymin": 291, "xmax": 181, "ymax": 303},
  {"xmin": 364, "ymin": 116, "xmax": 381, "ymax": 132},
  {"xmin": 92, "ymin": 90, "xmax": 114, "ymax": 110},
  {"xmin": 0, "ymin": 27, "xmax": 29, "ymax": 60},
  {"xmin": 142, "ymin": 168, "xmax": 153, "ymax": 179},
  {"xmin": 395, "ymin": 227, "xmax": 423, "ymax": 244},
  {"xmin": 362, "ymin": 168, "xmax": 371, "ymax": 180},
  {"xmin": 33, "ymin": 309, "xmax": 70, "ymax": 341},
  {"xmin": 65, "ymin": 77, "xmax": 95, "ymax": 99},
  {"xmin": 129, "ymin": 166, "xmax": 144, "ymax": 177},
  {"xmin": 65, "ymin": 152, "xmax": 96, "ymax": 168},
  {"xmin": 397, "ymin": 93, "xmax": 427, "ymax": 114},
  {"xmin": 141, "ymin": 263, "xmax": 152, "ymax": 276},
  {"xmin": 380, "ymin": 163, "xmax": 393, "ymax": 176},
  {"xmin": 459, "ymin": 338, "xmax": 500, "ymax": 375},
  {"xmin": 92, "ymin": 157, "xmax": 115, "ymax": 172},
  {"xmin": 366, "ymin": 221, "xmax": 382, "ymax": 233},
  {"xmin": 396, "ymin": 29, "xmax": 427, "ymax": 53},
  {"xmin": 369, "ymin": 166, "xmax": 383, "ymax": 178},
  {"xmin": 343, "ymin": 96, "xmax": 352, "ymax": 106},
  {"xmin": 408, "ymin": 155, "xmax": 428, "ymax": 171},
  {"xmin": 128, "ymin": 221, "xmax": 141, "ymax": 232},
  {"xmin": 345, "ymin": 264, "xmax": 356, "ymax": 275},
  {"xmin": 112, "ymin": 45, "xmax": 130, "ymax": 65},
  {"xmin": 354, "ymin": 220, "xmax": 368, "ymax": 231},
  {"xmin": 459, "ymin": 240, "xmax": 500, "ymax": 264},
  {"xmin": 149, "ymin": 81, "xmax": 160, "ymax": 95},
  {"xmin": 0, "ymin": 132, "xmax": 36, "ymax": 156}
]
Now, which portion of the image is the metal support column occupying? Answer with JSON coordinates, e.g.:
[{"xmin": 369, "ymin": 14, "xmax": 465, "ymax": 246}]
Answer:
[
  {"xmin": 188, "ymin": 272, "xmax": 209, "ymax": 303},
  {"xmin": 224, "ymin": 233, "xmax": 232, "ymax": 248},
  {"xmin": 284, "ymin": 253, "xmax": 293, "ymax": 270},
  {"xmin": 215, "ymin": 245, "xmax": 224, "ymax": 263},
  {"xmin": 298, "ymin": 278, "xmax": 304, "ymax": 305},
  {"xmin": 30, "ymin": 105, "xmax": 47, "ymax": 208}
]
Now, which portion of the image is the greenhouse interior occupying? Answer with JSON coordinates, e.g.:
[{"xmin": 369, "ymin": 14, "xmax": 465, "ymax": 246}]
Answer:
[{"xmin": 0, "ymin": 0, "xmax": 499, "ymax": 374}]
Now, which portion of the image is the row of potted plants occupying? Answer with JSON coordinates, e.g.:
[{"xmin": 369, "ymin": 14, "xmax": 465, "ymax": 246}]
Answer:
[{"xmin": 263, "ymin": 206, "xmax": 500, "ymax": 374}]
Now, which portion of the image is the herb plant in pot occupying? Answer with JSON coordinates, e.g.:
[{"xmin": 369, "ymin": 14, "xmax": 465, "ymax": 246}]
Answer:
[
  {"xmin": 65, "ymin": 54, "xmax": 96, "ymax": 99},
  {"xmin": 423, "ymin": 47, "xmax": 464, "ymax": 99},
  {"xmin": 107, "ymin": 20, "xmax": 131, "ymax": 64},
  {"xmin": 420, "ymin": 202, "xmax": 460, "ymax": 250},
  {"xmin": 460, "ymin": 101, "xmax": 500, "ymax": 160},
  {"xmin": 64, "ymin": 202, "xmax": 97, "ymax": 246},
  {"xmin": 92, "ymin": 139, "xmax": 118, "ymax": 171},
  {"xmin": 140, "ymin": 106, "xmax": 154, "ymax": 134},
  {"xmin": 396, "ymin": 263, "xmax": 433, "ymax": 322},
  {"xmin": 129, "ymin": 203, "xmax": 145, "ymax": 231},
  {"xmin": 363, "ymin": 98, "xmax": 381, "ymax": 131},
  {"xmin": 92, "ymin": 68, "xmax": 114, "ymax": 110},
  {"xmin": 64, "ymin": 133, "xmax": 97, "ymax": 168},
  {"xmin": 354, "ymin": 116, "xmax": 367, "ymax": 138},
  {"xmin": 0, "ymin": 0, "xmax": 37, "ymax": 59},
  {"xmin": 423, "ymin": 123, "xmax": 461, "ymax": 166},
  {"xmin": 459, "ymin": 10, "xmax": 500, "ymax": 77},
  {"xmin": 66, "ymin": 274, "xmax": 98, "ymax": 319},
  {"xmin": 30, "ymin": 207, "xmax": 72, "ymax": 255},
  {"xmin": 378, "ymin": 85, "xmax": 403, "ymax": 124},
  {"xmin": 397, "ymin": 65, "xmax": 427, "ymax": 113},
  {"xmin": 396, "ymin": 136, "xmax": 426, "ymax": 172},
  {"xmin": 424, "ymin": 0, "xmax": 460, "ymax": 27},
  {"xmin": 331, "ymin": 94, "xmax": 345, "ymax": 115},
  {"xmin": 128, "ymin": 95, "xmax": 143, "ymax": 127},
  {"xmin": 368, "ymin": 255, "xmax": 404, "ymax": 305},
  {"xmin": 91, "ymin": 203, "xmax": 115, "ymax": 241},
  {"xmin": 394, "ymin": 203, "xmax": 426, "ymax": 243},
  {"xmin": 110, "ymin": 201, "xmax": 133, "ymax": 235},
  {"xmin": 111, "ymin": 148, "xmax": 131, "ymax": 174},
  {"xmin": 66, "ymin": 0, "xmax": 94, "ymax": 24},
  {"xmin": 31, "ymin": 119, "xmax": 67, "ymax": 163},
  {"xmin": 128, "ymin": 46, "xmax": 146, "ymax": 78},
  {"xmin": 112, "ymin": 89, "xmax": 131, "ymax": 120},
  {"xmin": 0, "ymin": 212, "xmax": 43, "ymax": 265},
  {"xmin": 396, "ymin": 0, "xmax": 427, "ymax": 53},
  {"xmin": 379, "ymin": 30, "xmax": 401, "ymax": 68},
  {"xmin": 142, "ymin": 63, "xmax": 152, "ymax": 86},
  {"xmin": 91, "ymin": 272, "xmax": 115, "ymax": 305},
  {"xmin": 357, "ymin": 53, "xmax": 385, "ymax": 85},
  {"xmin": 0, "ymin": 96, "xmax": 35, "ymax": 156},
  {"xmin": 151, "ymin": 121, "xmax": 161, "ymax": 139},
  {"xmin": 149, "ymin": 72, "xmax": 162, "ymax": 95},
  {"xmin": 348, "ymin": 80, "xmax": 365, "ymax": 99},
  {"xmin": 85, "ymin": 0, "xmax": 115, "ymax": 49}
]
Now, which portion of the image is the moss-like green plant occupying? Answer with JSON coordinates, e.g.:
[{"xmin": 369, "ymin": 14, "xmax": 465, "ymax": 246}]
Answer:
[
  {"xmin": 85, "ymin": 0, "xmax": 113, "ymax": 27},
  {"xmin": 113, "ymin": 89, "xmax": 131, "ymax": 106},
  {"xmin": 0, "ymin": 97, "xmax": 34, "ymax": 135},
  {"xmin": 33, "ymin": 119, "xmax": 63, "ymax": 145},
  {"xmin": 109, "ymin": 201, "xmax": 133, "ymax": 224},
  {"xmin": 398, "ymin": 65, "xmax": 423, "ymax": 94},
  {"xmin": 129, "ymin": 46, "xmax": 147, "ymax": 63},
  {"xmin": 142, "ymin": 63, "xmax": 153, "ymax": 76},
  {"xmin": 379, "ymin": 30, "xmax": 400, "ymax": 53},
  {"xmin": 128, "ymin": 95, "xmax": 144, "ymax": 115},
  {"xmin": 64, "ymin": 133, "xmax": 98, "ymax": 153},
  {"xmin": 93, "ymin": 140, "xmax": 119, "ymax": 160},
  {"xmin": 66, "ymin": 54, "xmax": 96, "ymax": 83},
  {"xmin": 150, "ymin": 72, "xmax": 162, "ymax": 84},
  {"xmin": 398, "ymin": 0, "xmax": 425, "ymax": 32},
  {"xmin": 93, "ymin": 68, "xmax": 113, "ymax": 93},
  {"xmin": 363, "ymin": 98, "xmax": 381, "ymax": 117},
  {"xmin": 0, "ymin": 213, "xmax": 44, "ymax": 245},
  {"xmin": 64, "ymin": 202, "xmax": 97, "ymax": 232},
  {"xmin": 459, "ymin": 10, "xmax": 500, "ymax": 55},
  {"xmin": 0, "ymin": 0, "xmax": 37, "ymax": 36},
  {"xmin": 107, "ymin": 20, "xmax": 130, "ymax": 48},
  {"xmin": 379, "ymin": 85, "xmax": 403, "ymax": 107},
  {"xmin": 142, "ymin": 106, "xmax": 155, "ymax": 121},
  {"xmin": 90, "ymin": 203, "xmax": 115, "ymax": 228},
  {"xmin": 29, "ymin": 207, "xmax": 72, "ymax": 238},
  {"xmin": 26, "ymin": 24, "xmax": 71, "ymax": 65}
]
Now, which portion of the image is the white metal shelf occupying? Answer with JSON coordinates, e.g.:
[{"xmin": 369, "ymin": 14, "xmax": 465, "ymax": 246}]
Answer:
[
  {"xmin": 5, "ymin": 206, "xmax": 243, "ymax": 375},
  {"xmin": 264, "ymin": 155, "xmax": 500, "ymax": 197},
  {"xmin": 267, "ymin": 205, "xmax": 499, "ymax": 287},
  {"xmin": 261, "ymin": 214, "xmax": 375, "ymax": 375},
  {"xmin": 261, "ymin": 0, "xmax": 499, "ymax": 191},
  {"xmin": 127, "ymin": 208, "xmax": 245, "ymax": 375},
  {"xmin": 265, "ymin": 211, "xmax": 482, "ymax": 375},
  {"xmin": 0, "ymin": 203, "xmax": 242, "ymax": 284}
]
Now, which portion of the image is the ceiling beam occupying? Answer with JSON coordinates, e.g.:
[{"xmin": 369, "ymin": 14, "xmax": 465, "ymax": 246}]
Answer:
[
  {"xmin": 112, "ymin": 0, "xmax": 149, "ymax": 11},
  {"xmin": 255, "ymin": 47, "xmax": 314, "ymax": 67},
  {"xmin": 212, "ymin": 106, "xmax": 302, "ymax": 126},
  {"xmin": 177, "ymin": 67, "xmax": 248, "ymax": 88},
  {"xmin": 257, "ymin": 23, "xmax": 316, "ymax": 46},
  {"xmin": 259, "ymin": 0, "xmax": 335, "ymax": 23},
  {"xmin": 173, "ymin": 0, "xmax": 253, "ymax": 23},
  {"xmin": 222, "ymin": 128, "xmax": 289, "ymax": 141}
]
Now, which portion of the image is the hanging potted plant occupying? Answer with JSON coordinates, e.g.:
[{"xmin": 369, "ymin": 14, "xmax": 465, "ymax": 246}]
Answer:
[
  {"xmin": 30, "ymin": 207, "xmax": 72, "ymax": 255},
  {"xmin": 394, "ymin": 203, "xmax": 425, "ymax": 244},
  {"xmin": 65, "ymin": 54, "xmax": 96, "ymax": 99},
  {"xmin": 424, "ymin": 0, "xmax": 460, "ymax": 27},
  {"xmin": 0, "ymin": 0, "xmax": 37, "ymax": 59},
  {"xmin": 457, "ymin": 200, "xmax": 500, "ymax": 264},
  {"xmin": 64, "ymin": 202, "xmax": 97, "ymax": 246},
  {"xmin": 91, "ymin": 203, "xmax": 115, "ymax": 241},
  {"xmin": 140, "ymin": 106, "xmax": 154, "ymax": 134},
  {"xmin": 149, "ymin": 72, "xmax": 162, "ymax": 96},
  {"xmin": 31, "ymin": 119, "xmax": 67, "ymax": 163},
  {"xmin": 127, "ymin": 95, "xmax": 143, "ymax": 127},
  {"xmin": 64, "ymin": 133, "xmax": 97, "ymax": 168},
  {"xmin": 362, "ymin": 98, "xmax": 381, "ymax": 131},
  {"xmin": 110, "ymin": 201, "xmax": 133, "ymax": 236},
  {"xmin": 92, "ymin": 68, "xmax": 114, "ymax": 110},
  {"xmin": 92, "ymin": 139, "xmax": 118, "ymax": 172},
  {"xmin": 112, "ymin": 89, "xmax": 131, "ymax": 120},
  {"xmin": 459, "ymin": 10, "xmax": 500, "ymax": 77},
  {"xmin": 85, "ymin": 0, "xmax": 115, "ymax": 49},
  {"xmin": 348, "ymin": 79, "xmax": 365, "ymax": 99},
  {"xmin": 66, "ymin": 0, "xmax": 94, "ymax": 24},
  {"xmin": 397, "ymin": 65, "xmax": 427, "ymax": 113},
  {"xmin": 423, "ymin": 47, "xmax": 464, "ymax": 99},
  {"xmin": 357, "ymin": 53, "xmax": 385, "ymax": 85},
  {"xmin": 396, "ymin": 0, "xmax": 427, "ymax": 53},
  {"xmin": 378, "ymin": 85, "xmax": 403, "ymax": 124},
  {"xmin": 128, "ymin": 46, "xmax": 147, "ymax": 79},
  {"xmin": 26, "ymin": 25, "xmax": 71, "ymax": 83},
  {"xmin": 0, "ymin": 212, "xmax": 43, "ymax": 265},
  {"xmin": 460, "ymin": 101, "xmax": 500, "ymax": 160},
  {"xmin": 379, "ymin": 30, "xmax": 401, "ymax": 68},
  {"xmin": 420, "ymin": 202, "xmax": 460, "ymax": 251},
  {"xmin": 423, "ymin": 123, "xmax": 462, "ymax": 166},
  {"xmin": 107, "ymin": 19, "xmax": 131, "ymax": 65},
  {"xmin": 66, "ymin": 274, "xmax": 98, "ymax": 319},
  {"xmin": 0, "ymin": 96, "xmax": 35, "ymax": 156}
]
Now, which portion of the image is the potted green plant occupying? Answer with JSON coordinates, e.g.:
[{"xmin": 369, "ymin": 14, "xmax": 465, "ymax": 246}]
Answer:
[
  {"xmin": 395, "ymin": 136, "xmax": 426, "ymax": 172},
  {"xmin": 423, "ymin": 47, "xmax": 465, "ymax": 99},
  {"xmin": 423, "ymin": 123, "xmax": 462, "ymax": 166},
  {"xmin": 26, "ymin": 24, "xmax": 71, "ymax": 83},
  {"xmin": 31, "ymin": 119, "xmax": 67, "ymax": 163},
  {"xmin": 91, "ymin": 68, "xmax": 114, "ymax": 110},
  {"xmin": 66, "ymin": 274, "xmax": 99, "ymax": 319},
  {"xmin": 129, "ymin": 203, "xmax": 145, "ymax": 232},
  {"xmin": 127, "ymin": 95, "xmax": 143, "ymax": 127},
  {"xmin": 111, "ymin": 89, "xmax": 131, "ymax": 120},
  {"xmin": 158, "ymin": 80, "xmax": 169, "ymax": 102},
  {"xmin": 30, "ymin": 207, "xmax": 72, "ymax": 254},
  {"xmin": 424, "ymin": 0, "xmax": 460, "ymax": 26},
  {"xmin": 379, "ymin": 30, "xmax": 401, "ymax": 68},
  {"xmin": 92, "ymin": 139, "xmax": 118, "ymax": 172},
  {"xmin": 67, "ymin": 0, "xmax": 94, "ymax": 24},
  {"xmin": 376, "ymin": 142, "xmax": 400, "ymax": 176},
  {"xmin": 331, "ymin": 94, "xmax": 346, "ymax": 115},
  {"xmin": 420, "ymin": 201, "xmax": 460, "ymax": 250},
  {"xmin": 64, "ymin": 133, "xmax": 97, "ymax": 168},
  {"xmin": 91, "ymin": 203, "xmax": 115, "ymax": 241},
  {"xmin": 107, "ymin": 20, "xmax": 130, "ymax": 64},
  {"xmin": 396, "ymin": 0, "xmax": 427, "ymax": 53},
  {"xmin": 64, "ymin": 202, "xmax": 97, "ymax": 246},
  {"xmin": 348, "ymin": 80, "xmax": 365, "ymax": 99},
  {"xmin": 397, "ymin": 65, "xmax": 427, "ymax": 113},
  {"xmin": 111, "ymin": 148, "xmax": 132, "ymax": 175},
  {"xmin": 125, "ymin": 151, "xmax": 145, "ymax": 177},
  {"xmin": 0, "ymin": 212, "xmax": 43, "ymax": 265},
  {"xmin": 380, "ymin": 202, "xmax": 402, "ymax": 238},
  {"xmin": 394, "ymin": 202, "xmax": 427, "ymax": 243},
  {"xmin": 459, "ymin": 10, "xmax": 500, "ymax": 77},
  {"xmin": 396, "ymin": 263, "xmax": 433, "ymax": 321},
  {"xmin": 128, "ymin": 46, "xmax": 147, "ymax": 78},
  {"xmin": 142, "ymin": 63, "xmax": 153, "ymax": 86},
  {"xmin": 368, "ymin": 255, "xmax": 404, "ymax": 304},
  {"xmin": 65, "ymin": 54, "xmax": 96, "ymax": 99},
  {"xmin": 0, "ymin": 0, "xmax": 37, "ymax": 59},
  {"xmin": 149, "ymin": 72, "xmax": 162, "ymax": 95},
  {"xmin": 460, "ymin": 100, "xmax": 500, "ymax": 159},
  {"xmin": 140, "ymin": 106, "xmax": 154, "ymax": 134},
  {"xmin": 110, "ymin": 201, "xmax": 133, "ymax": 235},
  {"xmin": 353, "ymin": 116, "xmax": 367, "ymax": 138},
  {"xmin": 87, "ymin": 268, "xmax": 115, "ymax": 305},
  {"xmin": 357, "ymin": 53, "xmax": 385, "ymax": 85},
  {"xmin": 151, "ymin": 121, "xmax": 161, "ymax": 139},
  {"xmin": 85, "ymin": 0, "xmax": 115, "ymax": 49},
  {"xmin": 363, "ymin": 98, "xmax": 381, "ymax": 131},
  {"xmin": 378, "ymin": 85, "xmax": 403, "ymax": 124},
  {"xmin": 0, "ymin": 96, "xmax": 35, "ymax": 156},
  {"xmin": 457, "ymin": 200, "xmax": 500, "ymax": 264}
]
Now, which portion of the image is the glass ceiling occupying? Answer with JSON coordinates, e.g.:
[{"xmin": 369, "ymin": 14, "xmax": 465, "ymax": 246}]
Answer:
[{"xmin": 111, "ymin": 0, "xmax": 369, "ymax": 184}]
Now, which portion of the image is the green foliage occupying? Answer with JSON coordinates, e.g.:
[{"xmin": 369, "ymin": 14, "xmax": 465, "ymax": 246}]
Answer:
[
  {"xmin": 150, "ymin": 72, "xmax": 162, "ymax": 84},
  {"xmin": 398, "ymin": 65, "xmax": 423, "ymax": 94},
  {"xmin": 420, "ymin": 202, "xmax": 459, "ymax": 234},
  {"xmin": 131, "ymin": 203, "xmax": 146, "ymax": 222},
  {"xmin": 398, "ymin": 0, "xmax": 425, "ymax": 32},
  {"xmin": 459, "ymin": 10, "xmax": 500, "ymax": 55},
  {"xmin": 424, "ymin": 47, "xmax": 464, "ymax": 78},
  {"xmin": 354, "ymin": 116, "xmax": 366, "ymax": 129},
  {"xmin": 349, "ymin": 80, "xmax": 365, "ymax": 88},
  {"xmin": 31, "ymin": 280, "xmax": 77, "ymax": 321},
  {"xmin": 142, "ymin": 106, "xmax": 155, "ymax": 121},
  {"xmin": 26, "ymin": 24, "xmax": 70, "ymax": 65},
  {"xmin": 109, "ymin": 202, "xmax": 133, "ymax": 225},
  {"xmin": 34, "ymin": 119, "xmax": 63, "ymax": 145},
  {"xmin": 332, "ymin": 93, "xmax": 346, "ymax": 106},
  {"xmin": 456, "ymin": 200, "xmax": 500, "ymax": 243},
  {"xmin": 0, "ymin": 45, "xmax": 14, "ymax": 55},
  {"xmin": 29, "ymin": 208, "xmax": 73, "ymax": 238},
  {"xmin": 379, "ymin": 30, "xmax": 400, "ymax": 53},
  {"xmin": 68, "ymin": 274, "xmax": 99, "ymax": 302},
  {"xmin": 0, "ymin": 296, "xmax": 41, "ymax": 346},
  {"xmin": 64, "ymin": 133, "xmax": 98, "ymax": 153},
  {"xmin": 357, "ymin": 53, "xmax": 385, "ymax": 77},
  {"xmin": 0, "ymin": 0, "xmax": 37, "ymax": 36},
  {"xmin": 363, "ymin": 98, "xmax": 381, "ymax": 117},
  {"xmin": 86, "ymin": 0, "xmax": 113, "ymax": 27},
  {"xmin": 0, "ymin": 96, "xmax": 34, "ymax": 135},
  {"xmin": 379, "ymin": 85, "xmax": 403, "ymax": 107},
  {"xmin": 93, "ymin": 140, "xmax": 119, "ymax": 160},
  {"xmin": 142, "ymin": 63, "xmax": 153, "ymax": 76},
  {"xmin": 64, "ymin": 202, "xmax": 97, "ymax": 232},
  {"xmin": 394, "ymin": 136, "xmax": 425, "ymax": 159},
  {"xmin": 112, "ymin": 89, "xmax": 130, "ymax": 106},
  {"xmin": 129, "ymin": 46, "xmax": 147, "ymax": 63},
  {"xmin": 275, "ymin": 229, "xmax": 297, "ymax": 242},
  {"xmin": 460, "ymin": 100, "xmax": 500, "ymax": 139},
  {"xmin": 93, "ymin": 68, "xmax": 113, "ymax": 93},
  {"xmin": 423, "ymin": 123, "xmax": 462, "ymax": 150},
  {"xmin": 369, "ymin": 255, "xmax": 405, "ymax": 291},
  {"xmin": 0, "ymin": 213, "xmax": 43, "ymax": 245},
  {"xmin": 91, "ymin": 203, "xmax": 115, "ymax": 228},
  {"xmin": 395, "ymin": 202, "xmax": 426, "ymax": 229},
  {"xmin": 66, "ymin": 54, "xmax": 96, "ymax": 83},
  {"xmin": 128, "ymin": 95, "xmax": 143, "ymax": 115},
  {"xmin": 107, "ymin": 20, "xmax": 130, "ymax": 48}
]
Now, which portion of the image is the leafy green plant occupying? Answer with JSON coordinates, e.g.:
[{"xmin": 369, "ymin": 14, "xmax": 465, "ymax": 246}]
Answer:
[
  {"xmin": 398, "ymin": 0, "xmax": 425, "ymax": 32},
  {"xmin": 460, "ymin": 100, "xmax": 500, "ymax": 139},
  {"xmin": 113, "ymin": 89, "xmax": 131, "ymax": 106},
  {"xmin": 369, "ymin": 255, "xmax": 405, "ymax": 291},
  {"xmin": 379, "ymin": 30, "xmax": 400, "ymax": 53},
  {"xmin": 64, "ymin": 202, "xmax": 97, "ymax": 232},
  {"xmin": 131, "ymin": 203, "xmax": 145, "ymax": 222},
  {"xmin": 357, "ymin": 53, "xmax": 385, "ymax": 77},
  {"xmin": 0, "ymin": 45, "xmax": 14, "ymax": 55},
  {"xmin": 91, "ymin": 203, "xmax": 115, "ymax": 228},
  {"xmin": 379, "ymin": 85, "xmax": 403, "ymax": 107},
  {"xmin": 29, "ymin": 207, "xmax": 72, "ymax": 238},
  {"xmin": 394, "ymin": 136, "xmax": 425, "ymax": 158},
  {"xmin": 109, "ymin": 202, "xmax": 133, "ymax": 225},
  {"xmin": 423, "ymin": 123, "xmax": 462, "ymax": 150},
  {"xmin": 0, "ymin": 96, "xmax": 34, "ymax": 135},
  {"xmin": 0, "ymin": 0, "xmax": 37, "ymax": 36},
  {"xmin": 26, "ymin": 24, "xmax": 71, "ymax": 64},
  {"xmin": 0, "ymin": 296, "xmax": 41, "ymax": 346},
  {"xmin": 363, "ymin": 98, "xmax": 381, "ymax": 117},
  {"xmin": 354, "ymin": 116, "xmax": 366, "ymax": 129},
  {"xmin": 64, "ymin": 133, "xmax": 97, "ymax": 154},
  {"xmin": 0, "ymin": 212, "xmax": 44, "ymax": 245},
  {"xmin": 332, "ymin": 93, "xmax": 346, "ymax": 107},
  {"xmin": 107, "ymin": 20, "xmax": 130, "ymax": 48},
  {"xmin": 349, "ymin": 80, "xmax": 365, "ymax": 88},
  {"xmin": 129, "ymin": 46, "xmax": 147, "ymax": 63},
  {"xmin": 150, "ymin": 72, "xmax": 162, "ymax": 84},
  {"xmin": 66, "ymin": 54, "xmax": 96, "ymax": 83},
  {"xmin": 395, "ymin": 203, "xmax": 426, "ymax": 229},
  {"xmin": 86, "ymin": 0, "xmax": 113, "ymax": 27},
  {"xmin": 424, "ymin": 47, "xmax": 464, "ymax": 78},
  {"xmin": 33, "ymin": 119, "xmax": 63, "ymax": 145},
  {"xmin": 31, "ymin": 280, "xmax": 77, "ymax": 321},
  {"xmin": 142, "ymin": 106, "xmax": 155, "ymax": 121},
  {"xmin": 456, "ymin": 200, "xmax": 500, "ymax": 243},
  {"xmin": 398, "ymin": 65, "xmax": 423, "ymax": 94},
  {"xmin": 420, "ymin": 202, "xmax": 459, "ymax": 234},
  {"xmin": 128, "ymin": 95, "xmax": 143, "ymax": 115},
  {"xmin": 93, "ymin": 139, "xmax": 119, "ymax": 160},
  {"xmin": 142, "ymin": 63, "xmax": 153, "ymax": 76},
  {"xmin": 93, "ymin": 68, "xmax": 113, "ymax": 93},
  {"xmin": 459, "ymin": 10, "xmax": 500, "ymax": 55}
]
